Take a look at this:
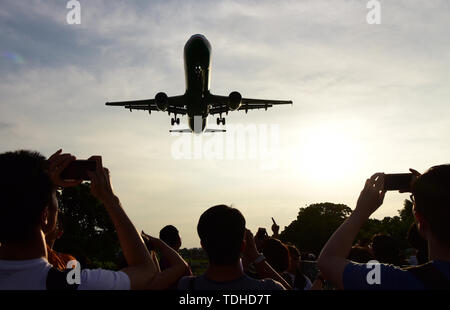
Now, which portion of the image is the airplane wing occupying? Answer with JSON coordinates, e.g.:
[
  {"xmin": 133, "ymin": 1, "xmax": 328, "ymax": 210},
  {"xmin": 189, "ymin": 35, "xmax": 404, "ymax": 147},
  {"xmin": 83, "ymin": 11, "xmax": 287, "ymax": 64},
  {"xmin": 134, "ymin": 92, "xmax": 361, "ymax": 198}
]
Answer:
[
  {"xmin": 105, "ymin": 95, "xmax": 187, "ymax": 115},
  {"xmin": 207, "ymin": 95, "xmax": 292, "ymax": 115}
]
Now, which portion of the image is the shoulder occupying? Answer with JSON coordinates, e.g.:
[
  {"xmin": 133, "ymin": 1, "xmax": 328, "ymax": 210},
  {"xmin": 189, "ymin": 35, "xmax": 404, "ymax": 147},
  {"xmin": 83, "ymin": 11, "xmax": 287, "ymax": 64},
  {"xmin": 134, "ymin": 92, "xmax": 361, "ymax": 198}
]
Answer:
[
  {"xmin": 78, "ymin": 268, "xmax": 131, "ymax": 290},
  {"xmin": 177, "ymin": 275, "xmax": 197, "ymax": 290},
  {"xmin": 343, "ymin": 261, "xmax": 423, "ymax": 290}
]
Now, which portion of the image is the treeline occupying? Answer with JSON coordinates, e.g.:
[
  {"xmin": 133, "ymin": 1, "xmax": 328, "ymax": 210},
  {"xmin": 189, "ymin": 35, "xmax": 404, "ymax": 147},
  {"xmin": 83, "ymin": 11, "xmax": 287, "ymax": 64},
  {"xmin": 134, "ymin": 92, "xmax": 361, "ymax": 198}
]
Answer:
[{"xmin": 280, "ymin": 201, "xmax": 415, "ymax": 256}]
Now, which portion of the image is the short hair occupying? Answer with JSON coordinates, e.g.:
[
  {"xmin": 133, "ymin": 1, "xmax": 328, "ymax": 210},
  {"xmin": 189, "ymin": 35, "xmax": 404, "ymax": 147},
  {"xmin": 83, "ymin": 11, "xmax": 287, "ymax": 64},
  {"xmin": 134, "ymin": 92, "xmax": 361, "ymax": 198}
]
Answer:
[
  {"xmin": 159, "ymin": 225, "xmax": 180, "ymax": 249},
  {"xmin": 413, "ymin": 164, "xmax": 450, "ymax": 246},
  {"xmin": 347, "ymin": 246, "xmax": 374, "ymax": 263},
  {"xmin": 0, "ymin": 150, "xmax": 53, "ymax": 243},
  {"xmin": 262, "ymin": 238, "xmax": 290, "ymax": 273},
  {"xmin": 197, "ymin": 205, "xmax": 246, "ymax": 265},
  {"xmin": 371, "ymin": 234, "xmax": 402, "ymax": 266}
]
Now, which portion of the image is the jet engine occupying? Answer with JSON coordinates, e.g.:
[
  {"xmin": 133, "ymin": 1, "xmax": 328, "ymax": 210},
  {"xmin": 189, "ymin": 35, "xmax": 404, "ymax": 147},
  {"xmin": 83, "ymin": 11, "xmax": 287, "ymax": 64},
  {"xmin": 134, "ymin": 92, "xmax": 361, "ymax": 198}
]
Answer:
[
  {"xmin": 155, "ymin": 92, "xmax": 169, "ymax": 111},
  {"xmin": 228, "ymin": 91, "xmax": 242, "ymax": 111}
]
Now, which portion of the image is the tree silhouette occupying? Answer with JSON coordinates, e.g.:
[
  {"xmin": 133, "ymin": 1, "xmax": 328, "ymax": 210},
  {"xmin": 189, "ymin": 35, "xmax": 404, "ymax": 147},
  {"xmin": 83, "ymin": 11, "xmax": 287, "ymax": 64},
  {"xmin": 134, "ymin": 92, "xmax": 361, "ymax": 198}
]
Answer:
[
  {"xmin": 280, "ymin": 203, "xmax": 352, "ymax": 255},
  {"xmin": 280, "ymin": 200, "xmax": 415, "ymax": 257}
]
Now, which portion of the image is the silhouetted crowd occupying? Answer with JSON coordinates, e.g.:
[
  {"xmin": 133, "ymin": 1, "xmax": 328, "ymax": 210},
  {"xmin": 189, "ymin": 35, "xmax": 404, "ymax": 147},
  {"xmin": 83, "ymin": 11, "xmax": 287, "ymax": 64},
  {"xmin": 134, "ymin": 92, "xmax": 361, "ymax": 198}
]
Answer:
[{"xmin": 0, "ymin": 149, "xmax": 449, "ymax": 290}]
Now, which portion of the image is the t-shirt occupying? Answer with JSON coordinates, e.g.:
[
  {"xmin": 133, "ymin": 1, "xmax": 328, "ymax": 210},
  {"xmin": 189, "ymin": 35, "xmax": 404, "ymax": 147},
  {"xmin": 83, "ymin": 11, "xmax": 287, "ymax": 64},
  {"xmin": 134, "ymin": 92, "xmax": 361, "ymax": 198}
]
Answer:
[
  {"xmin": 287, "ymin": 272, "xmax": 312, "ymax": 290},
  {"xmin": 0, "ymin": 258, "xmax": 130, "ymax": 290},
  {"xmin": 46, "ymin": 246, "xmax": 77, "ymax": 271},
  {"xmin": 178, "ymin": 274, "xmax": 285, "ymax": 290},
  {"xmin": 343, "ymin": 260, "xmax": 450, "ymax": 290}
]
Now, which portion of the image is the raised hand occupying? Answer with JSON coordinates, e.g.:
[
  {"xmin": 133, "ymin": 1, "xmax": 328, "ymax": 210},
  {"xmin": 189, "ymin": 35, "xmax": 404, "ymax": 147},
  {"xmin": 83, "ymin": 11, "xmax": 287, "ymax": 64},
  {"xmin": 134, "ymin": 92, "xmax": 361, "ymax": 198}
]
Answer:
[
  {"xmin": 399, "ymin": 168, "xmax": 422, "ymax": 193},
  {"xmin": 271, "ymin": 217, "xmax": 280, "ymax": 237},
  {"xmin": 243, "ymin": 229, "xmax": 260, "ymax": 262},
  {"xmin": 46, "ymin": 149, "xmax": 82, "ymax": 188},
  {"xmin": 86, "ymin": 155, "xmax": 115, "ymax": 203},
  {"xmin": 355, "ymin": 173, "xmax": 386, "ymax": 217}
]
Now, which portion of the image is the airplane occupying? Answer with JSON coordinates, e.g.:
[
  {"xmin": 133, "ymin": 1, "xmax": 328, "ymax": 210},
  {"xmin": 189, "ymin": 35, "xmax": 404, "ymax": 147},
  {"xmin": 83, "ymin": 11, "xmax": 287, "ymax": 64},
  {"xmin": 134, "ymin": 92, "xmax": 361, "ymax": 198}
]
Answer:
[{"xmin": 105, "ymin": 34, "xmax": 293, "ymax": 134}]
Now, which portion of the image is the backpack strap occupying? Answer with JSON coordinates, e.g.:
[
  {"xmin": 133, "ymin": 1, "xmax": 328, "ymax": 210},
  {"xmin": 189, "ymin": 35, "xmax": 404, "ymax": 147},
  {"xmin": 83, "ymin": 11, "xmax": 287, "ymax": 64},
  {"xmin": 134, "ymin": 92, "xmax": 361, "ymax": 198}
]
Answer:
[
  {"xmin": 46, "ymin": 267, "xmax": 79, "ymax": 290},
  {"xmin": 405, "ymin": 262, "xmax": 450, "ymax": 290}
]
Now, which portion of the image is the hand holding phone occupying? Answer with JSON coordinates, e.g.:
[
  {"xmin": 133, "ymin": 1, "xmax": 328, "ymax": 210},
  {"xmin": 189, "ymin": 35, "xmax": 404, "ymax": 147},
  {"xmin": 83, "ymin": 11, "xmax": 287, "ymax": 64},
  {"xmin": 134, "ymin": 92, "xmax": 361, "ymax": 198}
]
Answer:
[{"xmin": 47, "ymin": 149, "xmax": 83, "ymax": 188}]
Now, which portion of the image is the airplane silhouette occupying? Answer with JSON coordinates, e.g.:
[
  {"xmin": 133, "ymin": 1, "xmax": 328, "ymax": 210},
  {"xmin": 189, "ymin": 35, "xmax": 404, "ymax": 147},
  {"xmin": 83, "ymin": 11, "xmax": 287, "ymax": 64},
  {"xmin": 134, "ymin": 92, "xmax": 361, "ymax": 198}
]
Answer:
[{"xmin": 106, "ymin": 34, "xmax": 293, "ymax": 134}]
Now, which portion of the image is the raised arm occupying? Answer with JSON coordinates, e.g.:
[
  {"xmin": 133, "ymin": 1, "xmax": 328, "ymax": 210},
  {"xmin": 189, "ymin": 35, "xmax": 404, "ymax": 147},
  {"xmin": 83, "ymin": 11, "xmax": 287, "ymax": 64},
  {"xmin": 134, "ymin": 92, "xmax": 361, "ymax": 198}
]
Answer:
[
  {"xmin": 141, "ymin": 233, "xmax": 190, "ymax": 290},
  {"xmin": 317, "ymin": 173, "xmax": 386, "ymax": 289},
  {"xmin": 243, "ymin": 229, "xmax": 291, "ymax": 290},
  {"xmin": 87, "ymin": 156, "xmax": 158, "ymax": 289}
]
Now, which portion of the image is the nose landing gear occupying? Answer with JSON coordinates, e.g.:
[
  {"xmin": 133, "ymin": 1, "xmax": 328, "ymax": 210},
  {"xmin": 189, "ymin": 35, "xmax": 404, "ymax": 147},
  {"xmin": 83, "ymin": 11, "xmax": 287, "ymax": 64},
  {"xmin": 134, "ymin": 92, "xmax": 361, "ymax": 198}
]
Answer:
[{"xmin": 216, "ymin": 117, "xmax": 226, "ymax": 125}]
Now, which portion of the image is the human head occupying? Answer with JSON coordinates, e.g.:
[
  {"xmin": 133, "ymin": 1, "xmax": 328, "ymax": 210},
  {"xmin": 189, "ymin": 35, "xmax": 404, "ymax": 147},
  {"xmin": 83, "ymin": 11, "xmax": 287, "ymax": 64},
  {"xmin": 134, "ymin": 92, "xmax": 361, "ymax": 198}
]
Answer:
[
  {"xmin": 261, "ymin": 238, "xmax": 290, "ymax": 273},
  {"xmin": 159, "ymin": 225, "xmax": 182, "ymax": 251},
  {"xmin": 370, "ymin": 234, "xmax": 401, "ymax": 265},
  {"xmin": 412, "ymin": 164, "xmax": 450, "ymax": 246},
  {"xmin": 347, "ymin": 246, "xmax": 375, "ymax": 263},
  {"xmin": 0, "ymin": 150, "xmax": 56, "ymax": 244},
  {"xmin": 286, "ymin": 244, "xmax": 301, "ymax": 272},
  {"xmin": 197, "ymin": 205, "xmax": 246, "ymax": 265}
]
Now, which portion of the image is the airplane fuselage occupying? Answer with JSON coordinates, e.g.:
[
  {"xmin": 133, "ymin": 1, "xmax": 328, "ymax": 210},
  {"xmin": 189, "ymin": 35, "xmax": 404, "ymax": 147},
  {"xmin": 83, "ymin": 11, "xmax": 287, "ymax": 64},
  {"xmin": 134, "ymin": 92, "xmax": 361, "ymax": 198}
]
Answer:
[
  {"xmin": 183, "ymin": 34, "xmax": 212, "ymax": 132},
  {"xmin": 105, "ymin": 34, "xmax": 293, "ymax": 134}
]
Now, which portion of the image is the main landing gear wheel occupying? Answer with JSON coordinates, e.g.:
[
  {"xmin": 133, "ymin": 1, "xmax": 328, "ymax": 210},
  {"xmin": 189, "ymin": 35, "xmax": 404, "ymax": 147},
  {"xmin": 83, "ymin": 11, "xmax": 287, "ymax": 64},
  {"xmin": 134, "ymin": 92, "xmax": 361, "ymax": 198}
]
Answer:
[
  {"xmin": 216, "ymin": 117, "xmax": 226, "ymax": 125},
  {"xmin": 171, "ymin": 118, "xmax": 180, "ymax": 126}
]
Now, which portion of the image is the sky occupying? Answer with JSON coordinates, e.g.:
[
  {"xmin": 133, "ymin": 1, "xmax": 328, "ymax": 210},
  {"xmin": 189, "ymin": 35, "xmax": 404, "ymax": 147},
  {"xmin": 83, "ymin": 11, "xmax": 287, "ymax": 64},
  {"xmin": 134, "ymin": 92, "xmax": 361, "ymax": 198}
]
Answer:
[{"xmin": 1, "ymin": 0, "xmax": 449, "ymax": 248}]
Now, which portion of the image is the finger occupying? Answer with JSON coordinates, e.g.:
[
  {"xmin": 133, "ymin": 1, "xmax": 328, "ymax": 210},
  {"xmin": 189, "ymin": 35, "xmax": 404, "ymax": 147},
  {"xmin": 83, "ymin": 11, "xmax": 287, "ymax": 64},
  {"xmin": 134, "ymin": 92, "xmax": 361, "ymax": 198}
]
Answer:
[
  {"xmin": 410, "ymin": 168, "xmax": 421, "ymax": 177},
  {"xmin": 48, "ymin": 149, "xmax": 62, "ymax": 161},
  {"xmin": 362, "ymin": 178, "xmax": 371, "ymax": 191},
  {"xmin": 374, "ymin": 173, "xmax": 385, "ymax": 191},
  {"xmin": 272, "ymin": 217, "xmax": 276, "ymax": 225},
  {"xmin": 370, "ymin": 173, "xmax": 383, "ymax": 182},
  {"xmin": 55, "ymin": 155, "xmax": 76, "ymax": 175},
  {"xmin": 88, "ymin": 156, "xmax": 103, "ymax": 172},
  {"xmin": 49, "ymin": 154, "xmax": 73, "ymax": 171}
]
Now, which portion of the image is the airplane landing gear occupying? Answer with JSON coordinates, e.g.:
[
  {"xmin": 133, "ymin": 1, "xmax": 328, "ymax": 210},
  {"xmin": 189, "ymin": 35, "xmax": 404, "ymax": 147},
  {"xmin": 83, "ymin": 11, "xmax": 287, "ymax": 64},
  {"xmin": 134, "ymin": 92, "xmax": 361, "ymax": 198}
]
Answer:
[
  {"xmin": 171, "ymin": 117, "xmax": 180, "ymax": 126},
  {"xmin": 216, "ymin": 117, "xmax": 226, "ymax": 125}
]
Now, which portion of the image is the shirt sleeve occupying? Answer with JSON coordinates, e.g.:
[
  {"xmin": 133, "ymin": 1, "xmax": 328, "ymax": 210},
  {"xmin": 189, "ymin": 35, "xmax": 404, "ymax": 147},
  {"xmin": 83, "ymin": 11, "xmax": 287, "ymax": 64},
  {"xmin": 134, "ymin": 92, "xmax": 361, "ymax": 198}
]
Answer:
[
  {"xmin": 343, "ymin": 261, "xmax": 423, "ymax": 290},
  {"xmin": 78, "ymin": 269, "xmax": 131, "ymax": 290}
]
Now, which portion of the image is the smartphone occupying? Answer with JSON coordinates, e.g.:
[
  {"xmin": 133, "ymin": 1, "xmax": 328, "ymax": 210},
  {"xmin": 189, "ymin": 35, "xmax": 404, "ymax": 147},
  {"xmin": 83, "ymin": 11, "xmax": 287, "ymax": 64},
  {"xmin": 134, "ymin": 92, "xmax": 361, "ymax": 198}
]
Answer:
[
  {"xmin": 384, "ymin": 173, "xmax": 413, "ymax": 191},
  {"xmin": 60, "ymin": 160, "xmax": 97, "ymax": 180}
]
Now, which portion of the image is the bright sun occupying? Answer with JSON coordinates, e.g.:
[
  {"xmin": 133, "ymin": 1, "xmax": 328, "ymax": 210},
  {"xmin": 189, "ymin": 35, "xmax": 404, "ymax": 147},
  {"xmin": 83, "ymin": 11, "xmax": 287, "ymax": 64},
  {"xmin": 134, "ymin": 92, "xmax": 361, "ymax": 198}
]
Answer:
[{"xmin": 293, "ymin": 123, "xmax": 364, "ymax": 182}]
